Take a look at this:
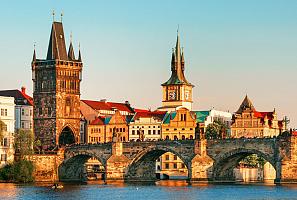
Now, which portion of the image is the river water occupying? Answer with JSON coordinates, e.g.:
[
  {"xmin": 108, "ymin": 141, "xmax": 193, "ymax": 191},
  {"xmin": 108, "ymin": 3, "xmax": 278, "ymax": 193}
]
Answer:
[{"xmin": 1, "ymin": 181, "xmax": 297, "ymax": 200}]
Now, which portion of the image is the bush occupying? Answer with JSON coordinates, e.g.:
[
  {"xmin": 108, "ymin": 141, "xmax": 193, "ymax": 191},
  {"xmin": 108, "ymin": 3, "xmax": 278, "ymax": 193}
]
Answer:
[{"xmin": 0, "ymin": 160, "xmax": 34, "ymax": 183}]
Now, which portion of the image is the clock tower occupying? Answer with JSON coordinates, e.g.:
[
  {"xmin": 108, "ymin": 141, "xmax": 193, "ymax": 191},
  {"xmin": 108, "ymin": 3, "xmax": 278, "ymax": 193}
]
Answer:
[{"xmin": 159, "ymin": 32, "xmax": 194, "ymax": 111}]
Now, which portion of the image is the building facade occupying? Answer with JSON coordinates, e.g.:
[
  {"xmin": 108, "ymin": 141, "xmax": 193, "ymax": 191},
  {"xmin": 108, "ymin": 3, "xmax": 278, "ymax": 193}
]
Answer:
[
  {"xmin": 129, "ymin": 109, "xmax": 166, "ymax": 141},
  {"xmin": 32, "ymin": 21, "xmax": 83, "ymax": 149},
  {"xmin": 0, "ymin": 96, "xmax": 15, "ymax": 168},
  {"xmin": 162, "ymin": 107, "xmax": 196, "ymax": 140},
  {"xmin": 230, "ymin": 95, "xmax": 284, "ymax": 138},
  {"xmin": 0, "ymin": 87, "xmax": 33, "ymax": 132},
  {"xmin": 158, "ymin": 32, "xmax": 194, "ymax": 112}
]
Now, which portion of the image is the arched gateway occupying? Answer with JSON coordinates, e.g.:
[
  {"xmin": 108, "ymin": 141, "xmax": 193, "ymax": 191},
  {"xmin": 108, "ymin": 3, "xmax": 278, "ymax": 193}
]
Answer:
[{"xmin": 59, "ymin": 126, "xmax": 76, "ymax": 146}]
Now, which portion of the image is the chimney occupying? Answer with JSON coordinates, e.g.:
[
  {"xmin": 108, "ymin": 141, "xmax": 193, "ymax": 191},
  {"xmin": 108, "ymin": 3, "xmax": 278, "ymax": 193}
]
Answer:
[
  {"xmin": 125, "ymin": 100, "xmax": 130, "ymax": 105},
  {"xmin": 21, "ymin": 86, "xmax": 26, "ymax": 94},
  {"xmin": 100, "ymin": 99, "xmax": 107, "ymax": 103}
]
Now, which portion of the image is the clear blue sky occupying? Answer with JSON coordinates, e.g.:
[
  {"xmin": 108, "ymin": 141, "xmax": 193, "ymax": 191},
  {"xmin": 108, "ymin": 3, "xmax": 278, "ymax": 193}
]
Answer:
[{"xmin": 0, "ymin": 0, "xmax": 296, "ymax": 128}]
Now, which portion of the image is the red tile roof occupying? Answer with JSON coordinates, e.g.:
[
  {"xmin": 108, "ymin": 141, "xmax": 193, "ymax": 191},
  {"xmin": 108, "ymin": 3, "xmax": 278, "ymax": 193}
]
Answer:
[
  {"xmin": 0, "ymin": 88, "xmax": 33, "ymax": 106},
  {"xmin": 82, "ymin": 100, "xmax": 134, "ymax": 113},
  {"xmin": 293, "ymin": 131, "xmax": 297, "ymax": 136},
  {"xmin": 90, "ymin": 116, "xmax": 105, "ymax": 125},
  {"xmin": 133, "ymin": 110, "xmax": 167, "ymax": 121},
  {"xmin": 253, "ymin": 111, "xmax": 273, "ymax": 120}
]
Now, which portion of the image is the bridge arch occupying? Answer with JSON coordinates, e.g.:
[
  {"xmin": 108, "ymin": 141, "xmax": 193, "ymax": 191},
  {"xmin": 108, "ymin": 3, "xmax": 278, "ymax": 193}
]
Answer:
[
  {"xmin": 59, "ymin": 150, "xmax": 107, "ymax": 182},
  {"xmin": 125, "ymin": 145, "xmax": 191, "ymax": 181},
  {"xmin": 212, "ymin": 148, "xmax": 277, "ymax": 181}
]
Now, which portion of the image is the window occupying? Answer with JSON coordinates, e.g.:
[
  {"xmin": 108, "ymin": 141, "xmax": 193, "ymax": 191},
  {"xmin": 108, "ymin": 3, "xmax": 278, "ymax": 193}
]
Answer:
[
  {"xmin": 173, "ymin": 163, "xmax": 177, "ymax": 169},
  {"xmin": 132, "ymin": 130, "xmax": 135, "ymax": 135},
  {"xmin": 166, "ymin": 129, "xmax": 169, "ymax": 131},
  {"xmin": 21, "ymin": 122, "xmax": 25, "ymax": 129},
  {"xmin": 30, "ymin": 110, "xmax": 32, "ymax": 116},
  {"xmin": 181, "ymin": 163, "xmax": 185, "ymax": 168},
  {"xmin": 165, "ymin": 163, "xmax": 169, "ymax": 169},
  {"xmin": 148, "ymin": 130, "xmax": 151, "ymax": 135},
  {"xmin": 158, "ymin": 130, "xmax": 160, "ymax": 135},
  {"xmin": 173, "ymin": 155, "xmax": 177, "ymax": 160},
  {"xmin": 123, "ymin": 128, "xmax": 125, "ymax": 132},
  {"xmin": 1, "ymin": 154, "xmax": 7, "ymax": 162},
  {"xmin": 3, "ymin": 138, "xmax": 8, "ymax": 147},
  {"xmin": 153, "ymin": 130, "xmax": 156, "ymax": 135},
  {"xmin": 165, "ymin": 155, "xmax": 170, "ymax": 160}
]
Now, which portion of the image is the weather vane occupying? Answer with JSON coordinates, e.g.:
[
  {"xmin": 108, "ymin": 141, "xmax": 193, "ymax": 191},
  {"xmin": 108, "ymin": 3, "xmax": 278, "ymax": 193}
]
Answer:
[
  {"xmin": 61, "ymin": 12, "xmax": 63, "ymax": 22},
  {"xmin": 52, "ymin": 10, "xmax": 55, "ymax": 22}
]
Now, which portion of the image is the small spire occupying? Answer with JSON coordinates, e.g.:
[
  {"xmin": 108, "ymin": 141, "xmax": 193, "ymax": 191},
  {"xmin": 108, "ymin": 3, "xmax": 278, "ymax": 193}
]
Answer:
[
  {"xmin": 32, "ymin": 43, "xmax": 36, "ymax": 62},
  {"xmin": 68, "ymin": 33, "xmax": 75, "ymax": 60},
  {"xmin": 78, "ymin": 43, "xmax": 82, "ymax": 62}
]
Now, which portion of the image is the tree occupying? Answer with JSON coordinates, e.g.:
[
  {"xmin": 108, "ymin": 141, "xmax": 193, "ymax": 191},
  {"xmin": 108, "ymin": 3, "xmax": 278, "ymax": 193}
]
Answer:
[
  {"xmin": 14, "ymin": 129, "xmax": 34, "ymax": 159},
  {"xmin": 205, "ymin": 119, "xmax": 229, "ymax": 139},
  {"xmin": 239, "ymin": 154, "xmax": 266, "ymax": 168}
]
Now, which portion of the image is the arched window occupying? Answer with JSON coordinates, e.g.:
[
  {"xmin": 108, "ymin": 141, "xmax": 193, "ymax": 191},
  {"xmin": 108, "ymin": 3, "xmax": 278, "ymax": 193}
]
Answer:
[{"xmin": 174, "ymin": 135, "xmax": 178, "ymax": 140}]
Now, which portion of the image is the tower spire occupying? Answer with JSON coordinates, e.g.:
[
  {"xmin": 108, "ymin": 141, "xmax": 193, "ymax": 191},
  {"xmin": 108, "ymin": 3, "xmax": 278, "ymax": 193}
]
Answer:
[
  {"xmin": 68, "ymin": 32, "xmax": 75, "ymax": 60},
  {"xmin": 78, "ymin": 43, "xmax": 82, "ymax": 62},
  {"xmin": 32, "ymin": 43, "xmax": 36, "ymax": 62}
]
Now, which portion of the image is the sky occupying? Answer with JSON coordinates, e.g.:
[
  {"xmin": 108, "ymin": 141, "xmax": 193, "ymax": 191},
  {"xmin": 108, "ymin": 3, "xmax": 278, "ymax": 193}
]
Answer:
[{"xmin": 0, "ymin": 0, "xmax": 296, "ymax": 128}]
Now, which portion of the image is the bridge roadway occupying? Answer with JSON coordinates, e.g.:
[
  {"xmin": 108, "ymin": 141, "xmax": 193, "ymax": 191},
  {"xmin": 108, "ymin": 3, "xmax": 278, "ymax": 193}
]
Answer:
[{"xmin": 58, "ymin": 136, "xmax": 297, "ymax": 183}]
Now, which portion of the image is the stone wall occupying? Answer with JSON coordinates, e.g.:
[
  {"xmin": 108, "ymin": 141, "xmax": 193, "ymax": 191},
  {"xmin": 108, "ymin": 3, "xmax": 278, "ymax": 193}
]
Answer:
[{"xmin": 27, "ymin": 150, "xmax": 64, "ymax": 182}]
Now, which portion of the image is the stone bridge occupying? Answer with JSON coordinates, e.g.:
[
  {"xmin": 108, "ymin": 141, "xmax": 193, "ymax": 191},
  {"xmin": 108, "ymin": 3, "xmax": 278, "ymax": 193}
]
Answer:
[{"xmin": 57, "ymin": 136, "xmax": 297, "ymax": 183}]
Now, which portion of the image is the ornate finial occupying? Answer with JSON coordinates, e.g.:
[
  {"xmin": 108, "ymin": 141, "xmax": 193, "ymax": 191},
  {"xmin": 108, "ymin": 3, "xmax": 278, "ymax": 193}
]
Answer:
[
  {"xmin": 60, "ymin": 12, "xmax": 63, "ymax": 22},
  {"xmin": 177, "ymin": 24, "xmax": 179, "ymax": 34},
  {"xmin": 33, "ymin": 42, "xmax": 36, "ymax": 50},
  {"xmin": 70, "ymin": 32, "xmax": 73, "ymax": 43},
  {"xmin": 52, "ymin": 10, "xmax": 55, "ymax": 22}
]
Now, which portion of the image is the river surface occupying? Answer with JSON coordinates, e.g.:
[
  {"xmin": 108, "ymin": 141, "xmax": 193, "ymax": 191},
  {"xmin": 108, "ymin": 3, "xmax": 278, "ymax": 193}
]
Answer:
[{"xmin": 1, "ymin": 181, "xmax": 297, "ymax": 200}]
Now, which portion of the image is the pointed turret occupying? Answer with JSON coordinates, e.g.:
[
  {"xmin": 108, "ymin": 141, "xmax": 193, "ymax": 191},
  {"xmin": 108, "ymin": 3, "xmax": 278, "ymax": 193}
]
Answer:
[
  {"xmin": 237, "ymin": 95, "xmax": 255, "ymax": 113},
  {"xmin": 171, "ymin": 48, "xmax": 176, "ymax": 70},
  {"xmin": 68, "ymin": 41, "xmax": 75, "ymax": 60},
  {"xmin": 78, "ymin": 46, "xmax": 82, "ymax": 62},
  {"xmin": 181, "ymin": 48, "xmax": 185, "ymax": 70},
  {"xmin": 46, "ymin": 22, "xmax": 68, "ymax": 60},
  {"xmin": 32, "ymin": 48, "xmax": 36, "ymax": 62}
]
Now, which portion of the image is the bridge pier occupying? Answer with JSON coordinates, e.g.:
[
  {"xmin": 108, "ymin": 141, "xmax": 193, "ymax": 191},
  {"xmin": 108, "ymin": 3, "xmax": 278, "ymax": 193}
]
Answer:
[
  {"xmin": 190, "ymin": 139, "xmax": 214, "ymax": 182},
  {"xmin": 275, "ymin": 136, "xmax": 297, "ymax": 184},
  {"xmin": 106, "ymin": 142, "xmax": 130, "ymax": 180}
]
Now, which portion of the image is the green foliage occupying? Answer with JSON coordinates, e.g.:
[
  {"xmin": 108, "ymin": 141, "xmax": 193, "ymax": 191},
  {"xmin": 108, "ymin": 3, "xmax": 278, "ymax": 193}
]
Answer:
[
  {"xmin": 14, "ymin": 129, "xmax": 34, "ymax": 158},
  {"xmin": 0, "ymin": 160, "xmax": 34, "ymax": 183},
  {"xmin": 239, "ymin": 154, "xmax": 266, "ymax": 168},
  {"xmin": 0, "ymin": 120, "xmax": 6, "ymax": 141},
  {"xmin": 205, "ymin": 119, "xmax": 228, "ymax": 139}
]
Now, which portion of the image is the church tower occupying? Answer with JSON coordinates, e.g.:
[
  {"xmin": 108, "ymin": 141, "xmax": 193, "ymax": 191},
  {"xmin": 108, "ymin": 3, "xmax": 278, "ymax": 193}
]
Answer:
[
  {"xmin": 32, "ymin": 21, "xmax": 83, "ymax": 149},
  {"xmin": 159, "ymin": 32, "xmax": 194, "ymax": 111}
]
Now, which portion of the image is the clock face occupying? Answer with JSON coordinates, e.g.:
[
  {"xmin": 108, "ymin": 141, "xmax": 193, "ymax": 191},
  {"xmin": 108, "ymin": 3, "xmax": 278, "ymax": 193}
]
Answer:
[
  {"xmin": 169, "ymin": 91, "xmax": 176, "ymax": 100},
  {"xmin": 185, "ymin": 91, "xmax": 190, "ymax": 100}
]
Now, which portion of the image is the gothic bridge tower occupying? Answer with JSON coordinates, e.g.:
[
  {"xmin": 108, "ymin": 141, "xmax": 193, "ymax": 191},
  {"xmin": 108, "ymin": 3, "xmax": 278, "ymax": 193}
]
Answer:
[
  {"xmin": 32, "ymin": 21, "xmax": 83, "ymax": 149},
  {"xmin": 159, "ymin": 32, "xmax": 194, "ymax": 111}
]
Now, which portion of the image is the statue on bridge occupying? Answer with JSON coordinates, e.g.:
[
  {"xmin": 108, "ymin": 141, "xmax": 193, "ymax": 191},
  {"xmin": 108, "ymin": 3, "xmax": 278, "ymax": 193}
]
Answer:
[{"xmin": 112, "ymin": 127, "xmax": 121, "ymax": 143}]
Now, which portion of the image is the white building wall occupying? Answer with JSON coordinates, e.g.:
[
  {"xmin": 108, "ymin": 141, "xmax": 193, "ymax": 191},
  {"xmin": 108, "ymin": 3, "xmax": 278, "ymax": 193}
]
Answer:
[
  {"xmin": 0, "ymin": 96, "xmax": 15, "ymax": 167},
  {"xmin": 204, "ymin": 109, "xmax": 232, "ymax": 127}
]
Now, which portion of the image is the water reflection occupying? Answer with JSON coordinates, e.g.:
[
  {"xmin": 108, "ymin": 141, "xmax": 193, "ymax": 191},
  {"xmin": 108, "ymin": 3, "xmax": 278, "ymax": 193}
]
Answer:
[{"xmin": 2, "ymin": 181, "xmax": 297, "ymax": 200}]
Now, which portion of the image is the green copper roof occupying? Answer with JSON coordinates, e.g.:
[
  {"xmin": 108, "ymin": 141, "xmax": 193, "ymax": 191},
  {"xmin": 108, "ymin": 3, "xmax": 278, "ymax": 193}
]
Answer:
[
  {"xmin": 163, "ymin": 112, "xmax": 177, "ymax": 124},
  {"xmin": 193, "ymin": 111, "xmax": 210, "ymax": 123}
]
